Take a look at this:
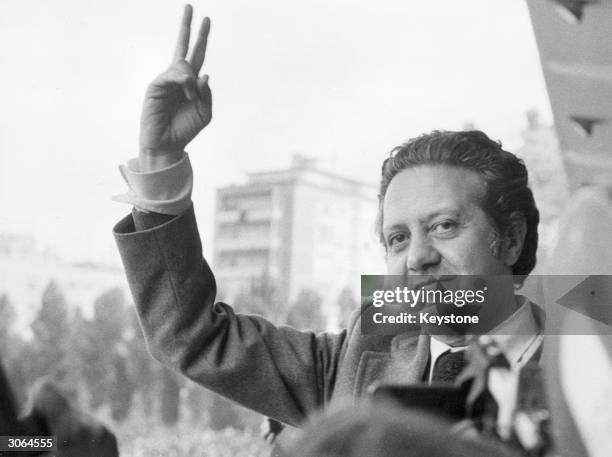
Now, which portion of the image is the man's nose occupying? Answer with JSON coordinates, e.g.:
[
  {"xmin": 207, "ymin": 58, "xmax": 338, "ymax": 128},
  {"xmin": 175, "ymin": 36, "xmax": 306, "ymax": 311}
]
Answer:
[{"xmin": 405, "ymin": 233, "xmax": 441, "ymax": 273}]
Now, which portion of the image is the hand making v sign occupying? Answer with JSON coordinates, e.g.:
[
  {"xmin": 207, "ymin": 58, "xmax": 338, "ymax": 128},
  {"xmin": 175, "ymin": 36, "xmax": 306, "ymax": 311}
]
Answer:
[{"xmin": 139, "ymin": 4, "xmax": 212, "ymax": 172}]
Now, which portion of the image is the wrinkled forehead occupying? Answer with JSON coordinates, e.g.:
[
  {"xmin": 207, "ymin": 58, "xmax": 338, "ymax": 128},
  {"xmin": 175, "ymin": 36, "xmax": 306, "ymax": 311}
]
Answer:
[{"xmin": 382, "ymin": 165, "xmax": 487, "ymax": 227}]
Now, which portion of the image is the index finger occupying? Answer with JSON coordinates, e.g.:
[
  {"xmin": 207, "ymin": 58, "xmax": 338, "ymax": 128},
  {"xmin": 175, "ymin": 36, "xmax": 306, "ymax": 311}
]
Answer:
[{"xmin": 173, "ymin": 4, "xmax": 193, "ymax": 62}]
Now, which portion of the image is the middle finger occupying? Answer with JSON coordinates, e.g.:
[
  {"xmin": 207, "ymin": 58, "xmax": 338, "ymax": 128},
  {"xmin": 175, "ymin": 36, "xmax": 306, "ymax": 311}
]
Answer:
[{"xmin": 189, "ymin": 16, "xmax": 211, "ymax": 75}]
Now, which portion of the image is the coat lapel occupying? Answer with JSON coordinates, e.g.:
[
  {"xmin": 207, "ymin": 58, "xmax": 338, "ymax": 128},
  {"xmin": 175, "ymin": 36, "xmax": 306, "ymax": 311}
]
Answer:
[
  {"xmin": 353, "ymin": 333, "xmax": 430, "ymax": 397},
  {"xmin": 385, "ymin": 333, "xmax": 431, "ymax": 384}
]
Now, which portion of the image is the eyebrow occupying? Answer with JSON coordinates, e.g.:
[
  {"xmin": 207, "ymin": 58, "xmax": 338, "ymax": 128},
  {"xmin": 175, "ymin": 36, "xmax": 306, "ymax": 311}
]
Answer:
[{"xmin": 382, "ymin": 207, "xmax": 463, "ymax": 234}]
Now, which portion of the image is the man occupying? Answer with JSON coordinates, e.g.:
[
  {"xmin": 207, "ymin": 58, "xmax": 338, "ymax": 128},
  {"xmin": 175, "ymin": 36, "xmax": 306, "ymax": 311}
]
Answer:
[{"xmin": 113, "ymin": 4, "xmax": 542, "ymax": 429}]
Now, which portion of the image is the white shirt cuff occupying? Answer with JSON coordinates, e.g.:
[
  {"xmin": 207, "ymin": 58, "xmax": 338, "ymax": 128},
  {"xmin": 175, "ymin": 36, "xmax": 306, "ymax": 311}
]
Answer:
[{"xmin": 112, "ymin": 153, "xmax": 193, "ymax": 215}]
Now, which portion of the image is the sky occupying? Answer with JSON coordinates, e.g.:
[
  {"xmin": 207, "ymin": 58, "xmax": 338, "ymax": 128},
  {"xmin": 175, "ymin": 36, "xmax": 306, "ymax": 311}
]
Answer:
[{"xmin": 0, "ymin": 0, "xmax": 552, "ymax": 264}]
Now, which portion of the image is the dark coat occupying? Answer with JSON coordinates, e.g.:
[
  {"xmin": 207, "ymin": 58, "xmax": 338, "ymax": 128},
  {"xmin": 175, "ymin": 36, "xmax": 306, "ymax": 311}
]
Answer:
[{"xmin": 114, "ymin": 206, "xmax": 540, "ymax": 428}]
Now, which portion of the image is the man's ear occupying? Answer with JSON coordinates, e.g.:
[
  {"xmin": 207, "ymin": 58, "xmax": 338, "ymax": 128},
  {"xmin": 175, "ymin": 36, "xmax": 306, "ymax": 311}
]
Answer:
[{"xmin": 503, "ymin": 213, "xmax": 527, "ymax": 267}]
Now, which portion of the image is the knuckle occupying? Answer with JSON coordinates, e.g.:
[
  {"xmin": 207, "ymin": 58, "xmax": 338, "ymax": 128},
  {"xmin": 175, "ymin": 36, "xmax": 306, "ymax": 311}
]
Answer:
[{"xmin": 174, "ymin": 59, "xmax": 195, "ymax": 73}]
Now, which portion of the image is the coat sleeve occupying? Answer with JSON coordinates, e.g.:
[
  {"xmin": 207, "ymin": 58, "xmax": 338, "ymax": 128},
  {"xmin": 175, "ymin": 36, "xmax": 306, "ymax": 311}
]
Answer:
[{"xmin": 113, "ymin": 206, "xmax": 348, "ymax": 427}]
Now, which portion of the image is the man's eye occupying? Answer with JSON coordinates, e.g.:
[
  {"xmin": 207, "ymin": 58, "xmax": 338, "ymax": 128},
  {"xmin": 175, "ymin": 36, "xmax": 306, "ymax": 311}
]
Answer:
[
  {"xmin": 388, "ymin": 233, "xmax": 408, "ymax": 247},
  {"xmin": 431, "ymin": 221, "xmax": 457, "ymax": 234}
]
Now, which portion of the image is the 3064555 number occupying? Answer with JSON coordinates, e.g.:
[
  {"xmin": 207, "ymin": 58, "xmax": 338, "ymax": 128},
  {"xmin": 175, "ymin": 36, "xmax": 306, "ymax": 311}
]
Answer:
[{"xmin": 0, "ymin": 436, "xmax": 56, "ymax": 451}]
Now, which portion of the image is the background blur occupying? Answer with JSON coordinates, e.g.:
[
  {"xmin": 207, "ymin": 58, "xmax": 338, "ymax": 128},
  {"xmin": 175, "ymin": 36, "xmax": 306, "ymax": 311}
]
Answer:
[{"xmin": 0, "ymin": 0, "xmax": 571, "ymax": 456}]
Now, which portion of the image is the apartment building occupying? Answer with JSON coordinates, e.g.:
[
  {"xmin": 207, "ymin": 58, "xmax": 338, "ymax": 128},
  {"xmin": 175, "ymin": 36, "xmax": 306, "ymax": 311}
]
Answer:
[{"xmin": 213, "ymin": 156, "xmax": 385, "ymax": 328}]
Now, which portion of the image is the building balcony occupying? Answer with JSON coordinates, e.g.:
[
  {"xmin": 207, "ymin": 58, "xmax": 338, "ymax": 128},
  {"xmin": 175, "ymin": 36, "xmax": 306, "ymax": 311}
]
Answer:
[
  {"xmin": 213, "ymin": 266, "xmax": 265, "ymax": 278},
  {"xmin": 214, "ymin": 238, "xmax": 278, "ymax": 252},
  {"xmin": 216, "ymin": 208, "xmax": 281, "ymax": 224}
]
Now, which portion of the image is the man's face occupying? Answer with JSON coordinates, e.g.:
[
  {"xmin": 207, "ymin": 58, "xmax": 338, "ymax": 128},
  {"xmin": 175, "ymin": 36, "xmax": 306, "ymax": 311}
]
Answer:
[{"xmin": 382, "ymin": 164, "xmax": 513, "ymax": 279}]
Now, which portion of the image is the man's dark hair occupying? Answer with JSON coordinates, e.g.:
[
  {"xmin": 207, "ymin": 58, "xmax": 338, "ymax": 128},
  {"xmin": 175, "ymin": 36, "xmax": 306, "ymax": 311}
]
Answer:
[{"xmin": 376, "ymin": 130, "xmax": 540, "ymax": 278}]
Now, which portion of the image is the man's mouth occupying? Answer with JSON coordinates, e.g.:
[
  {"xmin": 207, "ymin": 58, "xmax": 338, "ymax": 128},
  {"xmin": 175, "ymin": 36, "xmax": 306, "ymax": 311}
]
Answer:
[{"xmin": 407, "ymin": 275, "xmax": 457, "ymax": 289}]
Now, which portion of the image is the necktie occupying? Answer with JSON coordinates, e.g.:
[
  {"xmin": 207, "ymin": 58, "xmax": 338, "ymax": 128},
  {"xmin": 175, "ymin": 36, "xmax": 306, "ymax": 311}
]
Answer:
[{"xmin": 431, "ymin": 350, "xmax": 467, "ymax": 383}]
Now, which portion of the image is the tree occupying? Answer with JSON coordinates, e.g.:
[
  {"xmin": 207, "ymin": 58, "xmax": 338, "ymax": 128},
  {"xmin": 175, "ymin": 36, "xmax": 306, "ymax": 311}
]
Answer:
[
  {"xmin": 28, "ymin": 281, "xmax": 71, "ymax": 382},
  {"xmin": 75, "ymin": 321, "xmax": 108, "ymax": 409},
  {"xmin": 286, "ymin": 289, "xmax": 325, "ymax": 331},
  {"xmin": 0, "ymin": 294, "xmax": 16, "ymax": 359},
  {"xmin": 0, "ymin": 294, "xmax": 27, "ymax": 406},
  {"xmin": 62, "ymin": 308, "xmax": 93, "ymax": 409},
  {"xmin": 233, "ymin": 269, "xmax": 284, "ymax": 324},
  {"xmin": 337, "ymin": 288, "xmax": 358, "ymax": 328},
  {"xmin": 208, "ymin": 393, "xmax": 240, "ymax": 430},
  {"xmin": 109, "ymin": 351, "xmax": 136, "ymax": 422},
  {"xmin": 125, "ymin": 309, "xmax": 157, "ymax": 416},
  {"xmin": 184, "ymin": 382, "xmax": 211, "ymax": 425},
  {"xmin": 91, "ymin": 288, "xmax": 126, "ymax": 344},
  {"xmin": 74, "ymin": 288, "xmax": 130, "ymax": 410},
  {"xmin": 160, "ymin": 367, "xmax": 182, "ymax": 426}
]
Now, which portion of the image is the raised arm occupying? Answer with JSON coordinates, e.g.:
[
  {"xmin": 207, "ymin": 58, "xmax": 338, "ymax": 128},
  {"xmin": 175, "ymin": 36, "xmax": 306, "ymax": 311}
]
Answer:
[{"xmin": 114, "ymin": 5, "xmax": 350, "ymax": 427}]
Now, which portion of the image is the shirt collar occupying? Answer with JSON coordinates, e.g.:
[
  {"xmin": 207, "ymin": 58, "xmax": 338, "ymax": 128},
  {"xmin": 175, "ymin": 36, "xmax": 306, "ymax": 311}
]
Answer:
[
  {"xmin": 429, "ymin": 296, "xmax": 543, "ymax": 370},
  {"xmin": 487, "ymin": 296, "xmax": 542, "ymax": 366}
]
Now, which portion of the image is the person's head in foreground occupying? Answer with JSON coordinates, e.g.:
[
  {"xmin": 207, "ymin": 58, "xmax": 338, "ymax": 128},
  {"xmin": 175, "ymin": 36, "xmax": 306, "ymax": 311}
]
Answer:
[{"xmin": 288, "ymin": 400, "xmax": 522, "ymax": 457}]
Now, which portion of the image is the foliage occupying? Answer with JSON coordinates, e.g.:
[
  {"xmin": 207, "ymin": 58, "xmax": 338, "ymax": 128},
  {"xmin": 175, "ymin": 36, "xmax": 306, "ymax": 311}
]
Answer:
[
  {"xmin": 208, "ymin": 394, "xmax": 241, "ymax": 431},
  {"xmin": 74, "ymin": 288, "xmax": 129, "ymax": 410},
  {"xmin": 160, "ymin": 367, "xmax": 183, "ymax": 426},
  {"xmin": 112, "ymin": 410, "xmax": 270, "ymax": 457},
  {"xmin": 233, "ymin": 269, "xmax": 285, "ymax": 324},
  {"xmin": 286, "ymin": 289, "xmax": 325, "ymax": 331},
  {"xmin": 110, "ymin": 352, "xmax": 137, "ymax": 421},
  {"xmin": 2, "ymin": 282, "xmax": 274, "ymax": 454},
  {"xmin": 28, "ymin": 281, "xmax": 71, "ymax": 381},
  {"xmin": 0, "ymin": 294, "xmax": 16, "ymax": 354},
  {"xmin": 337, "ymin": 288, "xmax": 357, "ymax": 328}
]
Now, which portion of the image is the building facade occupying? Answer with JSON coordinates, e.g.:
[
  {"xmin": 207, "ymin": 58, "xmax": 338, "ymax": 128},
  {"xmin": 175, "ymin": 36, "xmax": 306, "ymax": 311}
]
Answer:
[{"xmin": 213, "ymin": 156, "xmax": 385, "ymax": 329}]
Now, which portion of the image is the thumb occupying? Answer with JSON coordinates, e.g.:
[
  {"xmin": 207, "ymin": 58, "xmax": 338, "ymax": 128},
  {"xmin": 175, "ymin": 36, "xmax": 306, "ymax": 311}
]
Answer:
[
  {"xmin": 196, "ymin": 74, "xmax": 209, "ymax": 96},
  {"xmin": 196, "ymin": 74, "xmax": 212, "ymax": 122}
]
